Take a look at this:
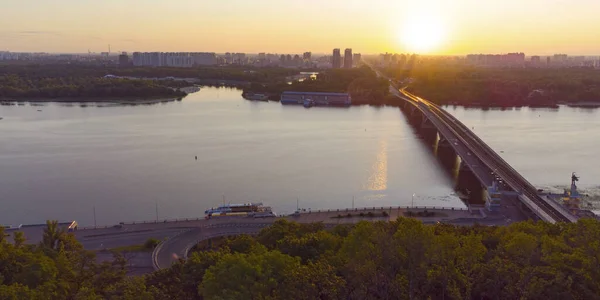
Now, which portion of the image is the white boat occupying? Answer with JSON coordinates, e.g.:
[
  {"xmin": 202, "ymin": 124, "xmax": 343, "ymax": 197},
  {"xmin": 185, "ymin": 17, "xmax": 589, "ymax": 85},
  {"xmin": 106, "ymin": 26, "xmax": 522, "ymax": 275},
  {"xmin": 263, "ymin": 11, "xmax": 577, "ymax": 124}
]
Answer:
[{"xmin": 205, "ymin": 202, "xmax": 275, "ymax": 218}]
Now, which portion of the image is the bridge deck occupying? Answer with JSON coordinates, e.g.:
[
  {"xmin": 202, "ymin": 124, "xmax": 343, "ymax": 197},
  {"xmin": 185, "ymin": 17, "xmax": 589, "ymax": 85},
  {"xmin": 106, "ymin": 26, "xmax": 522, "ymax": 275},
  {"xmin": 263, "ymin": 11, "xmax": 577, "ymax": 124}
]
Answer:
[{"xmin": 396, "ymin": 88, "xmax": 577, "ymax": 223}]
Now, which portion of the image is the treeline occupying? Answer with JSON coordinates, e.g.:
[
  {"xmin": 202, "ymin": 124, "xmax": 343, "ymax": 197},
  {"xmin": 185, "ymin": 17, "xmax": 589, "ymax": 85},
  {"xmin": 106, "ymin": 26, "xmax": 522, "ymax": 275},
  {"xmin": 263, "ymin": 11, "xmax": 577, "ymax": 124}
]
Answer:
[
  {"xmin": 0, "ymin": 221, "xmax": 153, "ymax": 299},
  {"xmin": 0, "ymin": 75, "xmax": 186, "ymax": 100},
  {"xmin": 244, "ymin": 66, "xmax": 392, "ymax": 105},
  {"xmin": 5, "ymin": 219, "xmax": 600, "ymax": 299},
  {"xmin": 152, "ymin": 219, "xmax": 600, "ymax": 299},
  {"xmin": 382, "ymin": 64, "xmax": 600, "ymax": 107},
  {"xmin": 0, "ymin": 63, "xmax": 300, "ymax": 84}
]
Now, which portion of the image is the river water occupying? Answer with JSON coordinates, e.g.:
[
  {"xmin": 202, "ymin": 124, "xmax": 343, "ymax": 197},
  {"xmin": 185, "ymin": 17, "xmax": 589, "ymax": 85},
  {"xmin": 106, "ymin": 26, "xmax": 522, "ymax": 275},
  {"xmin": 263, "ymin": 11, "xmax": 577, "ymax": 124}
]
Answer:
[{"xmin": 1, "ymin": 87, "xmax": 598, "ymax": 225}]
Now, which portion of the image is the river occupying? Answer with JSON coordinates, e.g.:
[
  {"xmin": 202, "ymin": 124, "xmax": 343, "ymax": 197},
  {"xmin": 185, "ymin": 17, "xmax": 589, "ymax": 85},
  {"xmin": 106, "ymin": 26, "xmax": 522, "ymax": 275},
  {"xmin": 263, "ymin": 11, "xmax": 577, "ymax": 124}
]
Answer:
[{"xmin": 1, "ymin": 87, "xmax": 598, "ymax": 225}]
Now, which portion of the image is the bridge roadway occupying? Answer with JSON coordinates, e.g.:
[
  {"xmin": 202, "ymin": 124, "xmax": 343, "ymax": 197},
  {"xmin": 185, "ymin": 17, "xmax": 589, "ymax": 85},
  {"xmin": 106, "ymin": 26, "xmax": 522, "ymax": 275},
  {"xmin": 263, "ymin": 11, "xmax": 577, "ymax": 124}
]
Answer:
[{"xmin": 393, "ymin": 87, "xmax": 577, "ymax": 223}]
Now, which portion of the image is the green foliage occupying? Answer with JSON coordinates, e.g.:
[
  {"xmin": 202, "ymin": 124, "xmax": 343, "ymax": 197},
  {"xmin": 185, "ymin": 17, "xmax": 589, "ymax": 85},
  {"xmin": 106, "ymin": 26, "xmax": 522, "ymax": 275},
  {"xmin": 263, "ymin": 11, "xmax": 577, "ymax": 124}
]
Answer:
[
  {"xmin": 0, "ymin": 74, "xmax": 186, "ymax": 100},
  {"xmin": 5, "ymin": 218, "xmax": 600, "ymax": 299},
  {"xmin": 382, "ymin": 63, "xmax": 600, "ymax": 106},
  {"xmin": 0, "ymin": 220, "xmax": 136, "ymax": 299},
  {"xmin": 144, "ymin": 238, "xmax": 160, "ymax": 250}
]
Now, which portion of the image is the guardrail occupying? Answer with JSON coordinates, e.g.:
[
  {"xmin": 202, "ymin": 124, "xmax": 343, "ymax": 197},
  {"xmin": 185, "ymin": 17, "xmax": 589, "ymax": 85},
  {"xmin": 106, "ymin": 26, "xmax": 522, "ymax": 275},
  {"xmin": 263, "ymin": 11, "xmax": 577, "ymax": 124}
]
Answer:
[
  {"xmin": 80, "ymin": 217, "xmax": 206, "ymax": 230},
  {"xmin": 296, "ymin": 206, "xmax": 467, "ymax": 214},
  {"xmin": 80, "ymin": 206, "xmax": 468, "ymax": 230}
]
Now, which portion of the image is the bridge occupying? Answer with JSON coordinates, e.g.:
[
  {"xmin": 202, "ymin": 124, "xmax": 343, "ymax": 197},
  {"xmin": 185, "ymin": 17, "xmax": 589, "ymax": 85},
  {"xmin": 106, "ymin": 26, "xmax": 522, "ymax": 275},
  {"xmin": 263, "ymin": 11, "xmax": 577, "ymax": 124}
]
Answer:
[{"xmin": 389, "ymin": 85, "xmax": 577, "ymax": 224}]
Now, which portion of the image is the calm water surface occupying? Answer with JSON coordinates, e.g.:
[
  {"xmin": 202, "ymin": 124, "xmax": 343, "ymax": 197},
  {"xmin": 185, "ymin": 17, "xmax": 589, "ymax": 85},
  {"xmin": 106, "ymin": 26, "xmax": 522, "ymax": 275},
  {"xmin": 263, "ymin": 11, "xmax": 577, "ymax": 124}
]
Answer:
[{"xmin": 1, "ymin": 88, "xmax": 598, "ymax": 225}]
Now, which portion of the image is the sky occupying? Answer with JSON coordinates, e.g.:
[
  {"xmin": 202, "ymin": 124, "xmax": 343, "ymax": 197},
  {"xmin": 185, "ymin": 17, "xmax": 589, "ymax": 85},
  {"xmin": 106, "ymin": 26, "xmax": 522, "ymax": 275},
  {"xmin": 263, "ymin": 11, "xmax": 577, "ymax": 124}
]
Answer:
[{"xmin": 1, "ymin": 0, "xmax": 600, "ymax": 55}]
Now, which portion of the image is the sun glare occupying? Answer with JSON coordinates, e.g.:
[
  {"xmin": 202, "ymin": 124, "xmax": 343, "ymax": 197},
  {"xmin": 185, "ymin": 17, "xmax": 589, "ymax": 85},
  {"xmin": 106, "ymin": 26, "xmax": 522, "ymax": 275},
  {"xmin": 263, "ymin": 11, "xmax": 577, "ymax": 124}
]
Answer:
[{"xmin": 398, "ymin": 14, "xmax": 447, "ymax": 53}]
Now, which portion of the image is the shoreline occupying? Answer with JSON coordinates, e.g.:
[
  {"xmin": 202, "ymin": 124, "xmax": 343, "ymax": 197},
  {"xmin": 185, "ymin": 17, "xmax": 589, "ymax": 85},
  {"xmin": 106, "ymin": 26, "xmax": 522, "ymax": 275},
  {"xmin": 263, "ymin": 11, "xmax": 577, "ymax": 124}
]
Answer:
[{"xmin": 0, "ymin": 96, "xmax": 184, "ymax": 105}]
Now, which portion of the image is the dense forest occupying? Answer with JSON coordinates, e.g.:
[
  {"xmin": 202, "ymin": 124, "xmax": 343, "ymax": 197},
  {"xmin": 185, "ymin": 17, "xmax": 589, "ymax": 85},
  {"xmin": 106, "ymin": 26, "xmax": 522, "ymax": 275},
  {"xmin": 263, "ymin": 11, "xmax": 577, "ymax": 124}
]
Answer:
[
  {"xmin": 382, "ymin": 64, "xmax": 600, "ymax": 107},
  {"xmin": 244, "ymin": 66, "xmax": 392, "ymax": 105},
  {"xmin": 0, "ymin": 63, "xmax": 299, "ymax": 84},
  {"xmin": 0, "ymin": 63, "xmax": 301, "ymax": 101},
  {"xmin": 0, "ymin": 75, "xmax": 187, "ymax": 101},
  {"xmin": 4, "ymin": 218, "xmax": 600, "ymax": 299}
]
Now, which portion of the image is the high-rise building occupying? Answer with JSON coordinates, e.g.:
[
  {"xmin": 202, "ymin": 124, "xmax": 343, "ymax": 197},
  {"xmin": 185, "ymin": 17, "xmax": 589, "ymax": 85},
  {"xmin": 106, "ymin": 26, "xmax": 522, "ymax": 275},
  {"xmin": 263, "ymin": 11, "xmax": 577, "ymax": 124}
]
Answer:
[
  {"xmin": 530, "ymin": 55, "xmax": 541, "ymax": 66},
  {"xmin": 118, "ymin": 52, "xmax": 129, "ymax": 67},
  {"xmin": 190, "ymin": 52, "xmax": 217, "ymax": 66},
  {"xmin": 332, "ymin": 48, "xmax": 341, "ymax": 68},
  {"xmin": 353, "ymin": 53, "xmax": 361, "ymax": 66},
  {"xmin": 344, "ymin": 48, "xmax": 353, "ymax": 68}
]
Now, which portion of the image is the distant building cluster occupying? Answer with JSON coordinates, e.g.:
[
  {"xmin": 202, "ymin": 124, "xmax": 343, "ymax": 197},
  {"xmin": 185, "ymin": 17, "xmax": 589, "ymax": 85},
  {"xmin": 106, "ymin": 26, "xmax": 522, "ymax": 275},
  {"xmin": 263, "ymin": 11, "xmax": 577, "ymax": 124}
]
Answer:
[
  {"xmin": 377, "ymin": 53, "xmax": 420, "ymax": 68},
  {"xmin": 466, "ymin": 53, "xmax": 525, "ymax": 67},
  {"xmin": 132, "ymin": 52, "xmax": 217, "ymax": 68},
  {"xmin": 375, "ymin": 51, "xmax": 600, "ymax": 69}
]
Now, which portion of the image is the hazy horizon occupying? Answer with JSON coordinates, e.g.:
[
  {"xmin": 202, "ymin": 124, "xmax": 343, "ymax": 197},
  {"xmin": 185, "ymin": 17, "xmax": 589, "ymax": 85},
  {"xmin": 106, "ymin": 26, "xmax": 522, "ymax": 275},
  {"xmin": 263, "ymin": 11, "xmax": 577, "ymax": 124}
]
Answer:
[{"xmin": 2, "ymin": 0, "xmax": 600, "ymax": 55}]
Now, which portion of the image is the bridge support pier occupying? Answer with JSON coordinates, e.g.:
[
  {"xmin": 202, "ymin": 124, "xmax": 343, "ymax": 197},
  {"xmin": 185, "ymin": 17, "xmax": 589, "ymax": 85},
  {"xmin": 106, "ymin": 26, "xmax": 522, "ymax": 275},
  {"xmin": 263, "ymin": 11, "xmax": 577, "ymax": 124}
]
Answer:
[
  {"xmin": 455, "ymin": 160, "xmax": 485, "ymax": 204},
  {"xmin": 438, "ymin": 137, "xmax": 453, "ymax": 148}
]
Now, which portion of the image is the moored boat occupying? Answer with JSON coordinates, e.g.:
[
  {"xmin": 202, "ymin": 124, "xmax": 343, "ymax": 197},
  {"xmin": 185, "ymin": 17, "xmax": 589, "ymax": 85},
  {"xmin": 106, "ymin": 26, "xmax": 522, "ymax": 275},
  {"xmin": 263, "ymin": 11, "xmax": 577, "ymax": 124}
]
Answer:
[{"xmin": 205, "ymin": 202, "xmax": 275, "ymax": 218}]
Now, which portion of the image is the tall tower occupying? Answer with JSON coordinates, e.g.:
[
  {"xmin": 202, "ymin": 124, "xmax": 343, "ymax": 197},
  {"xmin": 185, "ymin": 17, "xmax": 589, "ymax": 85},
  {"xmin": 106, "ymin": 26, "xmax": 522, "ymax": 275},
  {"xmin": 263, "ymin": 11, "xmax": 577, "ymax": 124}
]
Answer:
[
  {"xmin": 332, "ymin": 48, "xmax": 341, "ymax": 69},
  {"xmin": 344, "ymin": 48, "xmax": 353, "ymax": 68}
]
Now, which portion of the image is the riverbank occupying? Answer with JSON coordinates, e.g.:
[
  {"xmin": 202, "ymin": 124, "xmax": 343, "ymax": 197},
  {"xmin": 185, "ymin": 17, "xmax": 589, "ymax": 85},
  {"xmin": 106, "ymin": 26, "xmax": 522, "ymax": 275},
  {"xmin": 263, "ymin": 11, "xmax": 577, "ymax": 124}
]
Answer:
[{"xmin": 0, "ymin": 96, "xmax": 184, "ymax": 105}]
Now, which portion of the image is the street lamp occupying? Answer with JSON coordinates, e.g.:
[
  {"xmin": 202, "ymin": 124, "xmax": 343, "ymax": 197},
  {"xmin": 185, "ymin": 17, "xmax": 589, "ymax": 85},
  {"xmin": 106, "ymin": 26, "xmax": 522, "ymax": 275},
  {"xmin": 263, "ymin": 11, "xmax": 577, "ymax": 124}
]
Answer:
[{"xmin": 412, "ymin": 193, "xmax": 416, "ymax": 209}]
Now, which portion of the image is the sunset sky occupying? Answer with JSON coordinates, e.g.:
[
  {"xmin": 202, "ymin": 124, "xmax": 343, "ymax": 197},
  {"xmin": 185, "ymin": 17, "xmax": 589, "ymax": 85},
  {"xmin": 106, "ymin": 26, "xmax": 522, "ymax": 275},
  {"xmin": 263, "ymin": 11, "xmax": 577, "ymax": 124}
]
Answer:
[{"xmin": 2, "ymin": 0, "xmax": 600, "ymax": 55}]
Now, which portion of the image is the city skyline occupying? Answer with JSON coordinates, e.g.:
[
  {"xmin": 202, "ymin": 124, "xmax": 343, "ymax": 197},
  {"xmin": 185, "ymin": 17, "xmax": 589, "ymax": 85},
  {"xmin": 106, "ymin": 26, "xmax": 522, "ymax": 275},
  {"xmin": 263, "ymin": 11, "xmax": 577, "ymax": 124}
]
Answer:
[{"xmin": 1, "ymin": 0, "xmax": 600, "ymax": 55}]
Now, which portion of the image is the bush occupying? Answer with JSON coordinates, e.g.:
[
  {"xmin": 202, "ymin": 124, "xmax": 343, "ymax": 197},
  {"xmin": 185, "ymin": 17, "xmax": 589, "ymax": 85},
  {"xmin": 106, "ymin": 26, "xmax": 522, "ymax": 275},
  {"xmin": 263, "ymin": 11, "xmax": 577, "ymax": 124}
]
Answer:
[
  {"xmin": 382, "ymin": 211, "xmax": 389, "ymax": 217},
  {"xmin": 347, "ymin": 213, "xmax": 352, "ymax": 218},
  {"xmin": 367, "ymin": 212, "xmax": 374, "ymax": 217},
  {"xmin": 359, "ymin": 213, "xmax": 365, "ymax": 217},
  {"xmin": 144, "ymin": 238, "xmax": 161, "ymax": 250}
]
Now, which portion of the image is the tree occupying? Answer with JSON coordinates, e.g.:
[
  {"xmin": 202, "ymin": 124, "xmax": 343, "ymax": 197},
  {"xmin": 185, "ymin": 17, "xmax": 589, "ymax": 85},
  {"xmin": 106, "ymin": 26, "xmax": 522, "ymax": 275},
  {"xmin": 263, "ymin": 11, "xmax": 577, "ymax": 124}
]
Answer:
[
  {"xmin": 12, "ymin": 232, "xmax": 26, "ymax": 248},
  {"xmin": 200, "ymin": 250, "xmax": 300, "ymax": 300},
  {"xmin": 42, "ymin": 220, "xmax": 65, "ymax": 251}
]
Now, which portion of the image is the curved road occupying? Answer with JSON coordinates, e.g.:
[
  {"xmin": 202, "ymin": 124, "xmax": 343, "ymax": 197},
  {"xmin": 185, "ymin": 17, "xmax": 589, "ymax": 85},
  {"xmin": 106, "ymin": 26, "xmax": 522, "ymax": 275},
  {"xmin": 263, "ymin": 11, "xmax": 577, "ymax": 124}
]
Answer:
[{"xmin": 153, "ymin": 223, "xmax": 272, "ymax": 270}]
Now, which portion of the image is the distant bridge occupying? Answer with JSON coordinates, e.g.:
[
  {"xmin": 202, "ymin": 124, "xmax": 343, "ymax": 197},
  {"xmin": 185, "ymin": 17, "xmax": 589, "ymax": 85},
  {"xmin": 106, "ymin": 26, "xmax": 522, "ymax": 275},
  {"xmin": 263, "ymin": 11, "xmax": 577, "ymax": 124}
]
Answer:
[{"xmin": 391, "ymin": 86, "xmax": 577, "ymax": 224}]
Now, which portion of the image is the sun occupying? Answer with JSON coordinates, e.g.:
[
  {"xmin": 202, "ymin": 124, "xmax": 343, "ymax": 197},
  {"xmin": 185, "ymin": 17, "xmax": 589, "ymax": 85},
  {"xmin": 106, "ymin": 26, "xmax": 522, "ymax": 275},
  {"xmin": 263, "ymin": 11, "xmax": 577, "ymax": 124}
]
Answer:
[{"xmin": 398, "ymin": 14, "xmax": 447, "ymax": 53}]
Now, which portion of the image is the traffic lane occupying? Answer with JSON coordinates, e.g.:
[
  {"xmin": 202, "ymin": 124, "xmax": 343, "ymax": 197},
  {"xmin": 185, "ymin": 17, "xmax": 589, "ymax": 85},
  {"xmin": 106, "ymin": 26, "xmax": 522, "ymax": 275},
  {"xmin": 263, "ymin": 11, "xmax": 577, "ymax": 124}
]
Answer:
[
  {"xmin": 157, "ymin": 228, "xmax": 203, "ymax": 269},
  {"xmin": 79, "ymin": 228, "xmax": 184, "ymax": 250}
]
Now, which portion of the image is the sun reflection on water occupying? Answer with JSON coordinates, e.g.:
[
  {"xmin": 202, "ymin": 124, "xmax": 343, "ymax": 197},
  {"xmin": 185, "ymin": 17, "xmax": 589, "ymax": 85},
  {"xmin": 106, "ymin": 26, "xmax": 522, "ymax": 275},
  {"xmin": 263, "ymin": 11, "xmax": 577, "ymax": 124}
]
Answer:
[{"xmin": 365, "ymin": 139, "xmax": 388, "ymax": 191}]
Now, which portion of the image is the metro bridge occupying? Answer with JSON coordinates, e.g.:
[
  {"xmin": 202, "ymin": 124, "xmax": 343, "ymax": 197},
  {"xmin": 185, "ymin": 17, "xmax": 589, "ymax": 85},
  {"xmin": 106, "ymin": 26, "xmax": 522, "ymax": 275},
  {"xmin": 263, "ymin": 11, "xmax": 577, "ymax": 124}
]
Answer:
[{"xmin": 391, "ymin": 86, "xmax": 577, "ymax": 224}]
